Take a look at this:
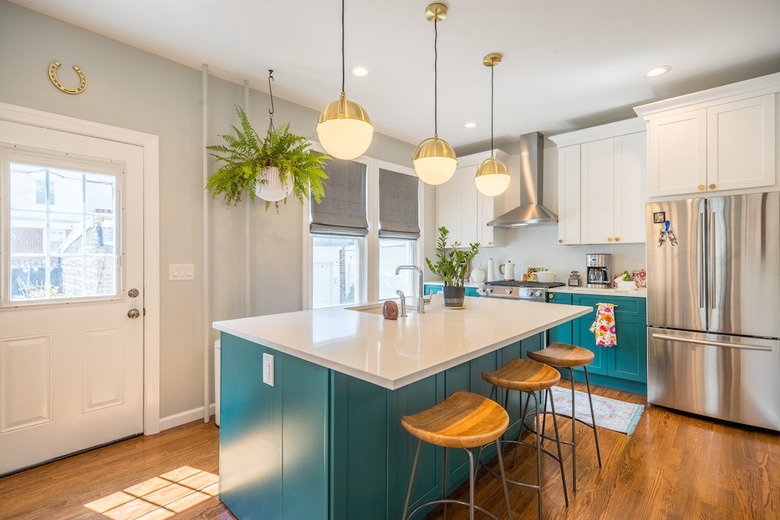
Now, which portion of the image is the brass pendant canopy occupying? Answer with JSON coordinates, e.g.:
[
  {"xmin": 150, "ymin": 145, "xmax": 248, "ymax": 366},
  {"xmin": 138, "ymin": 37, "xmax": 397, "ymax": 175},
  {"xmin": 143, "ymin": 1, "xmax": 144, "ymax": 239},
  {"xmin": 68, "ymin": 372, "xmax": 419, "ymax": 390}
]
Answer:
[
  {"xmin": 475, "ymin": 52, "xmax": 510, "ymax": 197},
  {"xmin": 318, "ymin": 91, "xmax": 372, "ymax": 126},
  {"xmin": 414, "ymin": 3, "xmax": 457, "ymax": 185}
]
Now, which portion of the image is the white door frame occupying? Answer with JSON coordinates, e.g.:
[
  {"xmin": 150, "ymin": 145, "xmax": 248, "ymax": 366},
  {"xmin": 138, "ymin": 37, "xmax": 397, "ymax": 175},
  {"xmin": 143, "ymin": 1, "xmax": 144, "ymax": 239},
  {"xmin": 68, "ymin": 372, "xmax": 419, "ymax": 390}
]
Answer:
[{"xmin": 0, "ymin": 101, "xmax": 161, "ymax": 435}]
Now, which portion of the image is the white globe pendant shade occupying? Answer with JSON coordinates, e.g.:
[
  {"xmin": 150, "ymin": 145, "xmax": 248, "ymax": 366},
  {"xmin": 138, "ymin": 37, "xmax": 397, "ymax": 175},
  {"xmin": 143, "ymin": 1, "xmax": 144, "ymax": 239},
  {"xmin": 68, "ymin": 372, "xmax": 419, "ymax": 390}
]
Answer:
[
  {"xmin": 474, "ymin": 156, "xmax": 511, "ymax": 196},
  {"xmin": 316, "ymin": 92, "xmax": 374, "ymax": 160},
  {"xmin": 413, "ymin": 135, "xmax": 458, "ymax": 185},
  {"xmin": 256, "ymin": 166, "xmax": 294, "ymax": 202}
]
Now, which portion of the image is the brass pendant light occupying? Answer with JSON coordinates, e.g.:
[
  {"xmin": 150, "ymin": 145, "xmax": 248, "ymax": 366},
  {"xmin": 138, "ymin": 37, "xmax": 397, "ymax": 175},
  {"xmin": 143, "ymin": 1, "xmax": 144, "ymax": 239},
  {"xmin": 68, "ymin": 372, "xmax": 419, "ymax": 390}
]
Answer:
[
  {"xmin": 475, "ymin": 53, "xmax": 511, "ymax": 197},
  {"xmin": 316, "ymin": 0, "xmax": 374, "ymax": 160},
  {"xmin": 413, "ymin": 3, "xmax": 458, "ymax": 185}
]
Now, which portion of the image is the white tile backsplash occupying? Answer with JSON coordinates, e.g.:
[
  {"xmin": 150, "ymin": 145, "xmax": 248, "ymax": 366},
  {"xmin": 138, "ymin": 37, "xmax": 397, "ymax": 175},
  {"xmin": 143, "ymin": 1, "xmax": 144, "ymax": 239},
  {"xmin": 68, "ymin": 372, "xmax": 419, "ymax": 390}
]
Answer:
[{"xmin": 471, "ymin": 225, "xmax": 646, "ymax": 284}]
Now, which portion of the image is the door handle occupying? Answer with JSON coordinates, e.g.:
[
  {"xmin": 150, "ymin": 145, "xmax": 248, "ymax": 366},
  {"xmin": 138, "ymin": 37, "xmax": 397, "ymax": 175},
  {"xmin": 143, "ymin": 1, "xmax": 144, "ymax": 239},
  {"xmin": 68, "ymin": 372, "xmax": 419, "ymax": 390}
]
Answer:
[
  {"xmin": 127, "ymin": 309, "xmax": 141, "ymax": 319},
  {"xmin": 651, "ymin": 333, "xmax": 773, "ymax": 352},
  {"xmin": 697, "ymin": 210, "xmax": 705, "ymax": 309}
]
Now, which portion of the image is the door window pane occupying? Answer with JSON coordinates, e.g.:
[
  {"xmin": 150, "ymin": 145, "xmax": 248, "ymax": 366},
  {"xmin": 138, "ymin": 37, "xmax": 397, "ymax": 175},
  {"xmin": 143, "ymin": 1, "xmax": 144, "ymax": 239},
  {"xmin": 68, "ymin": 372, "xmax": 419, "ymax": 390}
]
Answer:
[
  {"xmin": 378, "ymin": 238, "xmax": 416, "ymax": 300},
  {"xmin": 7, "ymin": 163, "xmax": 119, "ymax": 302},
  {"xmin": 311, "ymin": 236, "xmax": 360, "ymax": 308}
]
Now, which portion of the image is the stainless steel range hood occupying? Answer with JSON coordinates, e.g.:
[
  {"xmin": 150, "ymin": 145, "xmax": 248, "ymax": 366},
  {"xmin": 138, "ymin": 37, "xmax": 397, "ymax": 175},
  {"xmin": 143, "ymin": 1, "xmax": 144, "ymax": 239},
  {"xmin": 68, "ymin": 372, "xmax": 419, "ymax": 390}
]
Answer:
[{"xmin": 487, "ymin": 132, "xmax": 558, "ymax": 227}]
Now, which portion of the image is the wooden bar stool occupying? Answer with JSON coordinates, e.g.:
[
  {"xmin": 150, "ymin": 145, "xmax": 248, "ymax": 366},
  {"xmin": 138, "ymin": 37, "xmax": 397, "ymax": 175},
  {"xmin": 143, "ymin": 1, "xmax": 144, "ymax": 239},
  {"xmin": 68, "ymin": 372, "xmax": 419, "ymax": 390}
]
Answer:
[
  {"xmin": 527, "ymin": 343, "xmax": 602, "ymax": 491},
  {"xmin": 480, "ymin": 358, "xmax": 568, "ymax": 520},
  {"xmin": 401, "ymin": 391, "xmax": 513, "ymax": 520}
]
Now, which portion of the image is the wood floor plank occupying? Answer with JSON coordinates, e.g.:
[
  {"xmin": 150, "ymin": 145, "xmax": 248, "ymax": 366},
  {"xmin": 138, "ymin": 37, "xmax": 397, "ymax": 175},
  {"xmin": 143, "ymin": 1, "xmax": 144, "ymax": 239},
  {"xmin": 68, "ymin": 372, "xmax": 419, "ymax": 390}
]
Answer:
[{"xmin": 1, "ymin": 383, "xmax": 778, "ymax": 519}]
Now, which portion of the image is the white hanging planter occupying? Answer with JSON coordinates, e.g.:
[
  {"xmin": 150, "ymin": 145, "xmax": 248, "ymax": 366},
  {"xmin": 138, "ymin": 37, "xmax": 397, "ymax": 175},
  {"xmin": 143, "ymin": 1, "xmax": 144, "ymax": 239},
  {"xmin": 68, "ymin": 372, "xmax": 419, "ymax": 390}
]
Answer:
[{"xmin": 255, "ymin": 166, "xmax": 293, "ymax": 202}]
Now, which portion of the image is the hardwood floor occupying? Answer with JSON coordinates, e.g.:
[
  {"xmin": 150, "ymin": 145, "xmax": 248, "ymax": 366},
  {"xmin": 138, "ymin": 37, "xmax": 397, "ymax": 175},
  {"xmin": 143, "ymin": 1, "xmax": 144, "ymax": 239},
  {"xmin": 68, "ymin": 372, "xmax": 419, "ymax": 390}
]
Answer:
[
  {"xmin": 0, "ymin": 385, "xmax": 777, "ymax": 519},
  {"xmin": 0, "ymin": 419, "xmax": 235, "ymax": 520}
]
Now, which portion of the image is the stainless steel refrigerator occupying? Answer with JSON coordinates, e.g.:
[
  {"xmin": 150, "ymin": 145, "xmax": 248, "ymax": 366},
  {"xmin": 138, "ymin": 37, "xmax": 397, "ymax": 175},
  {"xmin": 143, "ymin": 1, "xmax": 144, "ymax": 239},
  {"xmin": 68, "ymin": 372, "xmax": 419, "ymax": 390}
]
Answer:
[{"xmin": 646, "ymin": 192, "xmax": 780, "ymax": 431}]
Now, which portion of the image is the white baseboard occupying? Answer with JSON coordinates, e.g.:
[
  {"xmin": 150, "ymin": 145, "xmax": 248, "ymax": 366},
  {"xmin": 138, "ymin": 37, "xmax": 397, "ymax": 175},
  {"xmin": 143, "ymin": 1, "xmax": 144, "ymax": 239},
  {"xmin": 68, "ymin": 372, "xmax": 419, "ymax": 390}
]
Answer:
[{"xmin": 159, "ymin": 403, "xmax": 216, "ymax": 431}]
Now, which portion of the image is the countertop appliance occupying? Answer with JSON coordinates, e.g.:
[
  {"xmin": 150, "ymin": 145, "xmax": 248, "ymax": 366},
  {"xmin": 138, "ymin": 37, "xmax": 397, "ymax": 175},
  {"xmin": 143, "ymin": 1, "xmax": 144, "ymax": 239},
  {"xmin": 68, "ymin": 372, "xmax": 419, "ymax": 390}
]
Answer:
[
  {"xmin": 586, "ymin": 253, "xmax": 611, "ymax": 289},
  {"xmin": 646, "ymin": 192, "xmax": 780, "ymax": 431},
  {"xmin": 478, "ymin": 280, "xmax": 565, "ymax": 302}
]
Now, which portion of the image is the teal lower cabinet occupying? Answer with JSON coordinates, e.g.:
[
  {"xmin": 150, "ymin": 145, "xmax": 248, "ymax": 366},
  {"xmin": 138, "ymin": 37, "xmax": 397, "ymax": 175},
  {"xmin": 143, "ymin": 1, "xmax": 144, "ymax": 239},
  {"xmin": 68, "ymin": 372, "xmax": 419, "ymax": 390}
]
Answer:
[
  {"xmin": 545, "ymin": 293, "xmax": 647, "ymax": 394},
  {"xmin": 219, "ymin": 332, "xmax": 541, "ymax": 519},
  {"xmin": 423, "ymin": 284, "xmax": 480, "ymax": 297},
  {"xmin": 546, "ymin": 292, "xmax": 573, "ymax": 344}
]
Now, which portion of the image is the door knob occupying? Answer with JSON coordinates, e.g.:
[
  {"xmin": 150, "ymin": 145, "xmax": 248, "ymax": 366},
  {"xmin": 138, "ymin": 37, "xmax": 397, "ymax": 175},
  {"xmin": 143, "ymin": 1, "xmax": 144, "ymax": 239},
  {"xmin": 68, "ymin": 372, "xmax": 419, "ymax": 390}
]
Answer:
[
  {"xmin": 128, "ymin": 288, "xmax": 139, "ymax": 298},
  {"xmin": 127, "ymin": 309, "xmax": 141, "ymax": 319}
]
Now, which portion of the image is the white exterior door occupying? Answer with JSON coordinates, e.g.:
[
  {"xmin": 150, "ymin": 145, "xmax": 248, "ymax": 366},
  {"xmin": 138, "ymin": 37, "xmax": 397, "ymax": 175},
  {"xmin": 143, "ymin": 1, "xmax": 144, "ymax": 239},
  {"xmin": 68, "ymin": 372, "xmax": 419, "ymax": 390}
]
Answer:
[{"xmin": 0, "ymin": 120, "xmax": 144, "ymax": 475}]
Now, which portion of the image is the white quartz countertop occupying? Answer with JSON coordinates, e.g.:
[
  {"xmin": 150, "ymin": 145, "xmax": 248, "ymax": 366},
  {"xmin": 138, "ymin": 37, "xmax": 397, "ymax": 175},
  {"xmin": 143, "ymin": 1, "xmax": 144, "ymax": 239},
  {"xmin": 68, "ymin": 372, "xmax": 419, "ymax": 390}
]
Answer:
[
  {"xmin": 549, "ymin": 286, "xmax": 647, "ymax": 298},
  {"xmin": 213, "ymin": 294, "xmax": 591, "ymax": 390}
]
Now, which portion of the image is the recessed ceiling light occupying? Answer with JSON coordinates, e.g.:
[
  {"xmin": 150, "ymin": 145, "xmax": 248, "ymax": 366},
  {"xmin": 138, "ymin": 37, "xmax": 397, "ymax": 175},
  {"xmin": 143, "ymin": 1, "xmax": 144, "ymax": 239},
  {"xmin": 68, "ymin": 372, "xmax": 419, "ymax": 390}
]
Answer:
[
  {"xmin": 646, "ymin": 66, "xmax": 671, "ymax": 78},
  {"xmin": 464, "ymin": 122, "xmax": 478, "ymax": 128},
  {"xmin": 351, "ymin": 66, "xmax": 369, "ymax": 77}
]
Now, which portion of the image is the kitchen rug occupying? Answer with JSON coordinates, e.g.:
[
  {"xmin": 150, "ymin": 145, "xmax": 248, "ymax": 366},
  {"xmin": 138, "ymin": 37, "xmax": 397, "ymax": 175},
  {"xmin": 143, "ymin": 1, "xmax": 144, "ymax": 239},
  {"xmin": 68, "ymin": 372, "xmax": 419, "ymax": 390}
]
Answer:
[{"xmin": 544, "ymin": 386, "xmax": 644, "ymax": 435}]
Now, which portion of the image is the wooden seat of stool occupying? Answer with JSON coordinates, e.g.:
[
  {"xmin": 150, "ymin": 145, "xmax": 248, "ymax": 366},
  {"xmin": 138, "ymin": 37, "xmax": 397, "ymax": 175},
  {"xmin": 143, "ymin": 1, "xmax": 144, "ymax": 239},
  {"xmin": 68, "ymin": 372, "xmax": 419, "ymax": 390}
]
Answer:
[
  {"xmin": 401, "ymin": 391, "xmax": 509, "ymax": 449},
  {"xmin": 482, "ymin": 358, "xmax": 561, "ymax": 392},
  {"xmin": 527, "ymin": 342, "xmax": 594, "ymax": 368}
]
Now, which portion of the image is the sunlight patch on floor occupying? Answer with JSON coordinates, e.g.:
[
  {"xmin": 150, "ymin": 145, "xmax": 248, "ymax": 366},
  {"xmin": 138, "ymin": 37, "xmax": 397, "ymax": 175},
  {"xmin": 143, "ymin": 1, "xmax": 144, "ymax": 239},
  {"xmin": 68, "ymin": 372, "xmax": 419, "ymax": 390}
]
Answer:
[{"xmin": 84, "ymin": 466, "xmax": 219, "ymax": 520}]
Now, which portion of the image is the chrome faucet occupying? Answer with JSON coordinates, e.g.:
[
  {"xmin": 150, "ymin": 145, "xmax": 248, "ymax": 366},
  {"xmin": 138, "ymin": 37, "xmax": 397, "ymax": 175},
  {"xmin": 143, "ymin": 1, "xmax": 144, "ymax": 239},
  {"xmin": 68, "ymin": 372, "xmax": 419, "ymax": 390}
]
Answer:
[
  {"xmin": 396, "ymin": 290, "xmax": 407, "ymax": 317},
  {"xmin": 395, "ymin": 265, "xmax": 428, "ymax": 314}
]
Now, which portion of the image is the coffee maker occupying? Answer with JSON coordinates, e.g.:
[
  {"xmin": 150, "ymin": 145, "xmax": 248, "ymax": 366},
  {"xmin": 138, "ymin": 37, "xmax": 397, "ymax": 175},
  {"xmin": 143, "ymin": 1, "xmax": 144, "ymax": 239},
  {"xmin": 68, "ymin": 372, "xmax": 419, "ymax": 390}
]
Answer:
[{"xmin": 586, "ymin": 253, "xmax": 611, "ymax": 289}]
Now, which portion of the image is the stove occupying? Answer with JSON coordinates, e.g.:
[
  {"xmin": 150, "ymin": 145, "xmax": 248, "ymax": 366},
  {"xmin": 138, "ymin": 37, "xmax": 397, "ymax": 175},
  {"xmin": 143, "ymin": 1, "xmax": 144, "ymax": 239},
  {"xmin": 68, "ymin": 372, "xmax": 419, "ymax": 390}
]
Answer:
[{"xmin": 477, "ymin": 281, "xmax": 565, "ymax": 302}]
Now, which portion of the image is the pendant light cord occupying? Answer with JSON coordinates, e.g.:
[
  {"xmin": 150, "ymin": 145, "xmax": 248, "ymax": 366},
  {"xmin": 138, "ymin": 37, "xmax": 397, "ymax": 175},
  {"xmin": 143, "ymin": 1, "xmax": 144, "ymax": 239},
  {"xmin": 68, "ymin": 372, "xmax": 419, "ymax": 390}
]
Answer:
[
  {"xmin": 267, "ymin": 69, "xmax": 275, "ymax": 132},
  {"xmin": 341, "ymin": 0, "xmax": 346, "ymax": 93},
  {"xmin": 434, "ymin": 18, "xmax": 438, "ymax": 136},
  {"xmin": 490, "ymin": 63, "xmax": 494, "ymax": 153}
]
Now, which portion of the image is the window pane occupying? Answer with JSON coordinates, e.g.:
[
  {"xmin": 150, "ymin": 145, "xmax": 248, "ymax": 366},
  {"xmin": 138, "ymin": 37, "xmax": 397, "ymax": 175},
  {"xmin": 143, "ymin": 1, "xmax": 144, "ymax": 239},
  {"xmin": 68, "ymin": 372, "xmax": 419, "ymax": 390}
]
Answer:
[
  {"xmin": 312, "ymin": 236, "xmax": 360, "ymax": 308},
  {"xmin": 7, "ymin": 162, "xmax": 119, "ymax": 302},
  {"xmin": 378, "ymin": 239, "xmax": 416, "ymax": 300}
]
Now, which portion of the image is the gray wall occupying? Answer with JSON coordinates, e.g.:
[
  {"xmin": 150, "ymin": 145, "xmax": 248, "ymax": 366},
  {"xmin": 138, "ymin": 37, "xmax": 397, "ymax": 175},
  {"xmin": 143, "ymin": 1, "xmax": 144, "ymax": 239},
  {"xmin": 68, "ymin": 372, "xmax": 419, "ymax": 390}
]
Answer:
[{"xmin": 0, "ymin": 1, "xmax": 415, "ymax": 419}]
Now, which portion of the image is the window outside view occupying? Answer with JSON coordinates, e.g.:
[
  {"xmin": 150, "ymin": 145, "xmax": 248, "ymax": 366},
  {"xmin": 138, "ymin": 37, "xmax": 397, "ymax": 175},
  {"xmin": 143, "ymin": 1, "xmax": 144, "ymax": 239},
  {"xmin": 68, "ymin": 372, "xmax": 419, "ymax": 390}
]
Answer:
[
  {"xmin": 311, "ymin": 236, "xmax": 360, "ymax": 309},
  {"xmin": 8, "ymin": 163, "xmax": 118, "ymax": 302},
  {"xmin": 378, "ymin": 238, "xmax": 416, "ymax": 301}
]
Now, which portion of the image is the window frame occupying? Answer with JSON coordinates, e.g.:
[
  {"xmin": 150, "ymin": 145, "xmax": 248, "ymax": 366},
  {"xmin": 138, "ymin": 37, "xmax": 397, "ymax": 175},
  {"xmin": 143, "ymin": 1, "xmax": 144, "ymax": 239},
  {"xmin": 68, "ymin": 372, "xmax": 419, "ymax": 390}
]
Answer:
[
  {"xmin": 0, "ymin": 146, "xmax": 125, "ymax": 308},
  {"xmin": 302, "ymin": 153, "xmax": 423, "ymax": 309}
]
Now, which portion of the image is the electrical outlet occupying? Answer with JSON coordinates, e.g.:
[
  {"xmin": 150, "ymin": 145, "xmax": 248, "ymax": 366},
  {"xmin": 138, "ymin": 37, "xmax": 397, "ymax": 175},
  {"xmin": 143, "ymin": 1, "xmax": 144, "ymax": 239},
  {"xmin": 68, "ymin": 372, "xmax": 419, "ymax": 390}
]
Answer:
[{"xmin": 262, "ymin": 353, "xmax": 274, "ymax": 387}]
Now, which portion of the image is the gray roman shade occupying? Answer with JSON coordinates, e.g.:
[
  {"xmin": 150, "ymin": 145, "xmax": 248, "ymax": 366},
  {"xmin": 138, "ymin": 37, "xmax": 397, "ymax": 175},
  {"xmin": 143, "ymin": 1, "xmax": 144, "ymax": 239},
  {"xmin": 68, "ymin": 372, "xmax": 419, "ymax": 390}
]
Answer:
[
  {"xmin": 310, "ymin": 159, "xmax": 368, "ymax": 237},
  {"xmin": 378, "ymin": 168, "xmax": 420, "ymax": 239}
]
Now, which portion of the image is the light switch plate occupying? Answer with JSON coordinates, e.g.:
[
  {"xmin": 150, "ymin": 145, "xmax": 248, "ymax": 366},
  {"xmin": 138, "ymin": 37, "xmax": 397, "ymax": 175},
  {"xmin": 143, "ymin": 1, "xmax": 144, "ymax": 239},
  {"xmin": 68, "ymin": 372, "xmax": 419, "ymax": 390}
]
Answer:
[
  {"xmin": 262, "ymin": 353, "xmax": 274, "ymax": 387},
  {"xmin": 168, "ymin": 263, "xmax": 195, "ymax": 281}
]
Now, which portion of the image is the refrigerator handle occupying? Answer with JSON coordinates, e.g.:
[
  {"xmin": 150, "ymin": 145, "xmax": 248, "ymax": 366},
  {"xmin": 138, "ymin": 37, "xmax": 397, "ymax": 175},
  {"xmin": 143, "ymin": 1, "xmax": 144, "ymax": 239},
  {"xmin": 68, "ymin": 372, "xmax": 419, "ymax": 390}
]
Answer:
[
  {"xmin": 708, "ymin": 209, "xmax": 716, "ymax": 310},
  {"xmin": 651, "ymin": 333, "xmax": 773, "ymax": 352},
  {"xmin": 697, "ymin": 209, "xmax": 705, "ymax": 310}
]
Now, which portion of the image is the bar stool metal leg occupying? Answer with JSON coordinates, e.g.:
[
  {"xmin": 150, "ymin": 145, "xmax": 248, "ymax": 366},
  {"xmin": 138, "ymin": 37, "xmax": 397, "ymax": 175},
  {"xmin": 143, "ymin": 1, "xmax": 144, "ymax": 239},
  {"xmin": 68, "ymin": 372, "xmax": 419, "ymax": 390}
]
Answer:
[
  {"xmin": 531, "ymin": 391, "xmax": 542, "ymax": 520},
  {"xmin": 494, "ymin": 438, "xmax": 514, "ymax": 520},
  {"xmin": 566, "ymin": 367, "xmax": 578, "ymax": 492},
  {"xmin": 402, "ymin": 439, "xmax": 423, "ymax": 520},
  {"xmin": 547, "ymin": 387, "xmax": 569, "ymax": 506},
  {"xmin": 583, "ymin": 366, "xmax": 602, "ymax": 467}
]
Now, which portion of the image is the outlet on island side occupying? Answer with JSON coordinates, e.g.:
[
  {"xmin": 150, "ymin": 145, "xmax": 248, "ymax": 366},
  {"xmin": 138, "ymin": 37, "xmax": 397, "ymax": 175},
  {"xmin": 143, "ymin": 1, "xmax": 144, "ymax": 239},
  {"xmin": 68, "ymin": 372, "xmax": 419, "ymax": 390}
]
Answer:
[{"xmin": 262, "ymin": 353, "xmax": 274, "ymax": 387}]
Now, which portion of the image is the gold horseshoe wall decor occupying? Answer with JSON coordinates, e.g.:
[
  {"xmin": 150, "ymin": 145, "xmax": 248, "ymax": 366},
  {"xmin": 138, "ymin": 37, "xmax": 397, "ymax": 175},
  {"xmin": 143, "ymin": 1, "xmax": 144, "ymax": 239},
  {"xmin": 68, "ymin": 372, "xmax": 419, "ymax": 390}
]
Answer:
[{"xmin": 48, "ymin": 61, "xmax": 87, "ymax": 95}]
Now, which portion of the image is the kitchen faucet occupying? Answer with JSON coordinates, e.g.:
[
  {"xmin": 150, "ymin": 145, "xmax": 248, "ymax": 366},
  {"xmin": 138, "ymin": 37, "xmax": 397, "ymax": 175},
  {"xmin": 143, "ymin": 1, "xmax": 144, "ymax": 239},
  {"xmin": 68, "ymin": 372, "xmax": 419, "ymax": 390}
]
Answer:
[
  {"xmin": 395, "ymin": 290, "xmax": 407, "ymax": 317},
  {"xmin": 395, "ymin": 265, "xmax": 428, "ymax": 314}
]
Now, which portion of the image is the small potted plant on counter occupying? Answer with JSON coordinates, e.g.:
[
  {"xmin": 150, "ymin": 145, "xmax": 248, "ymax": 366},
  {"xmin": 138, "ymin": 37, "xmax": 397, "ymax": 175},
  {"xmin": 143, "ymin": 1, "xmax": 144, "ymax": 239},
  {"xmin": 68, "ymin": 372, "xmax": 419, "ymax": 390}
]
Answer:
[{"xmin": 426, "ymin": 226, "xmax": 480, "ymax": 307}]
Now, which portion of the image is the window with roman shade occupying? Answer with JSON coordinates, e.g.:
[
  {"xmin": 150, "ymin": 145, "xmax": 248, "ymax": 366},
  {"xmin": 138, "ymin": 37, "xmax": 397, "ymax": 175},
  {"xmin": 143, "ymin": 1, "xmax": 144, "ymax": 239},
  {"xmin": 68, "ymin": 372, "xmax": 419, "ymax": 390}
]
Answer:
[
  {"xmin": 378, "ymin": 168, "xmax": 420, "ymax": 239},
  {"xmin": 310, "ymin": 159, "xmax": 367, "ymax": 237}
]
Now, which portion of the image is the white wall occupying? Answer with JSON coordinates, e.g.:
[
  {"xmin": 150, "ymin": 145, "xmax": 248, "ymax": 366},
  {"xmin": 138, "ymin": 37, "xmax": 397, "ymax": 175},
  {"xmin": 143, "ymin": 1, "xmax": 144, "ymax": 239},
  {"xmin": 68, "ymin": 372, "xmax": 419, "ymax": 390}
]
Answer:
[{"xmin": 0, "ymin": 1, "xmax": 415, "ymax": 420}]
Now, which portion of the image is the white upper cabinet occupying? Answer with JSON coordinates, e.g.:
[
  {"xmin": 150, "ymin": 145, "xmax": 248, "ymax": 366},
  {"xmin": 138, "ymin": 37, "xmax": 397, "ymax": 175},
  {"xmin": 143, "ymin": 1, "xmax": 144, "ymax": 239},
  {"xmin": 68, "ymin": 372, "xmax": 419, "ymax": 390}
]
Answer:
[
  {"xmin": 435, "ymin": 150, "xmax": 507, "ymax": 248},
  {"xmin": 551, "ymin": 119, "xmax": 647, "ymax": 245},
  {"xmin": 636, "ymin": 73, "xmax": 780, "ymax": 197}
]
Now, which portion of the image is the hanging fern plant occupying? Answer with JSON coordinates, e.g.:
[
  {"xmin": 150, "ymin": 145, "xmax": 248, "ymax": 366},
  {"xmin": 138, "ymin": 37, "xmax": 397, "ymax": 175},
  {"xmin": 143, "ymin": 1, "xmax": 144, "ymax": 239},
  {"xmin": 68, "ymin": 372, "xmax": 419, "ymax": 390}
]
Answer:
[{"xmin": 206, "ymin": 105, "xmax": 329, "ymax": 208}]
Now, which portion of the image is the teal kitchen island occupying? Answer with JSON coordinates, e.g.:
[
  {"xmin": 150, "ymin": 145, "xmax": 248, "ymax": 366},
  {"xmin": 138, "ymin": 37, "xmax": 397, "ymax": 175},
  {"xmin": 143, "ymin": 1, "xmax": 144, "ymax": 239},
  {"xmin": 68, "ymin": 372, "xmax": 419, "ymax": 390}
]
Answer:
[{"xmin": 213, "ymin": 295, "xmax": 590, "ymax": 519}]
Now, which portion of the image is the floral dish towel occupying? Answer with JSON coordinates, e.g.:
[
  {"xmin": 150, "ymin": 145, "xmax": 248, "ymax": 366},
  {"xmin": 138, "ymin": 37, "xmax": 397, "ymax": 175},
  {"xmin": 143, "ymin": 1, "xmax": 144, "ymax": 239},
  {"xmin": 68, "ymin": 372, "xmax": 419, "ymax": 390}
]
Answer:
[{"xmin": 590, "ymin": 303, "xmax": 617, "ymax": 347}]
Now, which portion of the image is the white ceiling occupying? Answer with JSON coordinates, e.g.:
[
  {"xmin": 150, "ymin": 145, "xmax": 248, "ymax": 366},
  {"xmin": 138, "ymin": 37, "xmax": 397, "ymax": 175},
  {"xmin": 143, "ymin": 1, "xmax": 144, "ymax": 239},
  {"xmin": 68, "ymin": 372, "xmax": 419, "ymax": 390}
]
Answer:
[{"xmin": 11, "ymin": 0, "xmax": 780, "ymax": 150}]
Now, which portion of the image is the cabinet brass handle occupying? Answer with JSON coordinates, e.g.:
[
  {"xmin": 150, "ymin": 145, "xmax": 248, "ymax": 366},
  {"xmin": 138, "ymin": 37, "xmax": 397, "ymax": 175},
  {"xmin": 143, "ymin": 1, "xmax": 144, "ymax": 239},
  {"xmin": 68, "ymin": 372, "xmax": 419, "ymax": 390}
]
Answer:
[
  {"xmin": 549, "ymin": 294, "xmax": 554, "ymax": 300},
  {"xmin": 698, "ymin": 185, "xmax": 705, "ymax": 190},
  {"xmin": 709, "ymin": 184, "xmax": 716, "ymax": 189},
  {"xmin": 558, "ymin": 239, "xmax": 563, "ymax": 243},
  {"xmin": 615, "ymin": 237, "xmax": 620, "ymax": 242},
  {"xmin": 607, "ymin": 237, "xmax": 613, "ymax": 242}
]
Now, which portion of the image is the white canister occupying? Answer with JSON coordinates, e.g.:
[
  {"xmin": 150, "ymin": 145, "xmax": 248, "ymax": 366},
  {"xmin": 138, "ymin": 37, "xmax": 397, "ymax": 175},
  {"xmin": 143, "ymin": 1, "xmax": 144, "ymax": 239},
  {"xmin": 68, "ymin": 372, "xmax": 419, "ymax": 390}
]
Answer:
[{"xmin": 487, "ymin": 258, "xmax": 496, "ymax": 281}]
